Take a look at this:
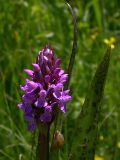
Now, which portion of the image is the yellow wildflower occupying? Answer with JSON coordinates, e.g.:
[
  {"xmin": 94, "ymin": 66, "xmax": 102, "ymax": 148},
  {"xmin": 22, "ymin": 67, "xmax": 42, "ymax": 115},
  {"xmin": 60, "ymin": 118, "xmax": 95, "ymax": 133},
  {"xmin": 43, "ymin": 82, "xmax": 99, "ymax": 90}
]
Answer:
[
  {"xmin": 103, "ymin": 37, "xmax": 116, "ymax": 49},
  {"xmin": 94, "ymin": 155, "xmax": 104, "ymax": 160},
  {"xmin": 117, "ymin": 141, "xmax": 120, "ymax": 148}
]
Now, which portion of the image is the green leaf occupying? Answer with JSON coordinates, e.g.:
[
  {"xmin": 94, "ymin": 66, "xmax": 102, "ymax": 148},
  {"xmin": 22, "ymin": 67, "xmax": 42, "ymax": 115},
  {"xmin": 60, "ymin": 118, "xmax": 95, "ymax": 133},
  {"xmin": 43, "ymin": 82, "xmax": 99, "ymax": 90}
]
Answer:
[
  {"xmin": 69, "ymin": 47, "xmax": 111, "ymax": 160},
  {"xmin": 92, "ymin": 0, "xmax": 102, "ymax": 29}
]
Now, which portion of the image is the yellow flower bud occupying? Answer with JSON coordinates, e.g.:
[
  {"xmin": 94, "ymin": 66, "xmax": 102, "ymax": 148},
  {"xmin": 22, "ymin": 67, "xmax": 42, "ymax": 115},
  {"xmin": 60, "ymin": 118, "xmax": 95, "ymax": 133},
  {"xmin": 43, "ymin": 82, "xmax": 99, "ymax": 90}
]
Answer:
[{"xmin": 103, "ymin": 36, "xmax": 116, "ymax": 49}]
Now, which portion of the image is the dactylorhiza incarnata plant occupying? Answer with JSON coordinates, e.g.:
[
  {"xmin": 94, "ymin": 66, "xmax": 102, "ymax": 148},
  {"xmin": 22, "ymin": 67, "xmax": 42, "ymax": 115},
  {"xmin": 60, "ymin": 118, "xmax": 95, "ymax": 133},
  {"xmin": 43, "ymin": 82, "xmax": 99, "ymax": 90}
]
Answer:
[
  {"xmin": 18, "ymin": 45, "xmax": 71, "ymax": 131},
  {"xmin": 17, "ymin": 45, "xmax": 72, "ymax": 159}
]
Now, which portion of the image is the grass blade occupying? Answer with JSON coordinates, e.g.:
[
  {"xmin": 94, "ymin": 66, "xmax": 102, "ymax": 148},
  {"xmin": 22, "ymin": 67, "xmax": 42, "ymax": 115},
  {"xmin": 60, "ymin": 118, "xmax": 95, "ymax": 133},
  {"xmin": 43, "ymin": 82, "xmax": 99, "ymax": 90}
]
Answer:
[
  {"xmin": 69, "ymin": 47, "xmax": 111, "ymax": 160},
  {"xmin": 92, "ymin": 0, "xmax": 102, "ymax": 29}
]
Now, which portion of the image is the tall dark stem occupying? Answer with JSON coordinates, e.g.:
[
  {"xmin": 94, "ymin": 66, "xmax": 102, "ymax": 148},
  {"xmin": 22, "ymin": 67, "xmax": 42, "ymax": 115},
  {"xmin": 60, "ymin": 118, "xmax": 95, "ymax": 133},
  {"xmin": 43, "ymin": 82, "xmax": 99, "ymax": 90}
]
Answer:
[
  {"xmin": 66, "ymin": 3, "xmax": 77, "ymax": 89},
  {"xmin": 36, "ymin": 125, "xmax": 50, "ymax": 160}
]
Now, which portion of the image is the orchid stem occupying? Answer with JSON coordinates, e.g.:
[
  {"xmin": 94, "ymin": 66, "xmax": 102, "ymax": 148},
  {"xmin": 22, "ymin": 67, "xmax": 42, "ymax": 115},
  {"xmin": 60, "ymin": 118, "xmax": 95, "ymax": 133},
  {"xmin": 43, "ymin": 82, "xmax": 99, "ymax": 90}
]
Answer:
[{"xmin": 36, "ymin": 125, "xmax": 50, "ymax": 160}]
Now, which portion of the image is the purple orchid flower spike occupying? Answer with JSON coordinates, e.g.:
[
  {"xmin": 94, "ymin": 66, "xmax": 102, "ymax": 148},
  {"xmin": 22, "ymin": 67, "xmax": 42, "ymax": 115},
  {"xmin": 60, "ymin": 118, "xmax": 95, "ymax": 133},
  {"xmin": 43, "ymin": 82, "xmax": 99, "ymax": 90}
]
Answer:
[{"xmin": 18, "ymin": 45, "xmax": 72, "ymax": 131}]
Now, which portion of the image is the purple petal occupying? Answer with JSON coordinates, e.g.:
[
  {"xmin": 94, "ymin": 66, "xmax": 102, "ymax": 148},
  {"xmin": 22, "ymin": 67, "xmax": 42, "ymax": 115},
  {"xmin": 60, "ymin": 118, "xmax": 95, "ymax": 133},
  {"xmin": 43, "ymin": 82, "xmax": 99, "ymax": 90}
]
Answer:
[
  {"xmin": 54, "ymin": 68, "xmax": 61, "ymax": 75},
  {"xmin": 59, "ymin": 103, "xmax": 66, "ymax": 113},
  {"xmin": 51, "ymin": 102, "xmax": 57, "ymax": 107},
  {"xmin": 49, "ymin": 84, "xmax": 55, "ymax": 89},
  {"xmin": 22, "ymin": 93, "xmax": 37, "ymax": 104},
  {"xmin": 58, "ymin": 70, "xmax": 64, "ymax": 76},
  {"xmin": 53, "ymin": 91, "xmax": 61, "ymax": 99},
  {"xmin": 45, "ymin": 105, "xmax": 52, "ymax": 112},
  {"xmin": 24, "ymin": 114, "xmax": 34, "ymax": 122},
  {"xmin": 24, "ymin": 105, "xmax": 32, "ymax": 114},
  {"xmin": 39, "ymin": 90, "xmax": 47, "ymax": 98},
  {"xmin": 20, "ymin": 84, "xmax": 26, "ymax": 91},
  {"xmin": 59, "ymin": 74, "xmax": 68, "ymax": 83},
  {"xmin": 28, "ymin": 122, "xmax": 36, "ymax": 131},
  {"xmin": 43, "ymin": 56, "xmax": 48, "ymax": 62},
  {"xmin": 40, "ymin": 112, "xmax": 52, "ymax": 123},
  {"xmin": 20, "ymin": 80, "xmax": 38, "ymax": 93},
  {"xmin": 55, "ymin": 59, "xmax": 61, "ymax": 67},
  {"xmin": 44, "ymin": 47, "xmax": 53, "ymax": 58},
  {"xmin": 63, "ymin": 90, "xmax": 70, "ymax": 95},
  {"xmin": 37, "ymin": 98, "xmax": 47, "ymax": 108},
  {"xmin": 17, "ymin": 103, "xmax": 24, "ymax": 109},
  {"xmin": 44, "ymin": 75, "xmax": 50, "ymax": 83},
  {"xmin": 38, "ymin": 51, "xmax": 44, "ymax": 66},
  {"xmin": 61, "ymin": 95, "xmax": 72, "ymax": 103},
  {"xmin": 27, "ymin": 81, "xmax": 38, "ymax": 90},
  {"xmin": 54, "ymin": 83, "xmax": 63, "ymax": 91}
]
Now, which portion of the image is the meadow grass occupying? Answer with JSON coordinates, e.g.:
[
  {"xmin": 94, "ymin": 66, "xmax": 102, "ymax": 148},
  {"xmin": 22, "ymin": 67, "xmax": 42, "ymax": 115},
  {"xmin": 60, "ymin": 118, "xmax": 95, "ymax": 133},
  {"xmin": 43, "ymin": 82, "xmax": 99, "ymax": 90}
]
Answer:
[{"xmin": 0, "ymin": 0, "xmax": 120, "ymax": 159}]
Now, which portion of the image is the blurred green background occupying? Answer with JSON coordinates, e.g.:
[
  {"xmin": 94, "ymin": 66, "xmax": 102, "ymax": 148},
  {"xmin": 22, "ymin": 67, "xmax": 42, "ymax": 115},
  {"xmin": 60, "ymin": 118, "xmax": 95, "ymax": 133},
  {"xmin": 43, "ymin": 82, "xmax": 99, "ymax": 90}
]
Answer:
[{"xmin": 0, "ymin": 0, "xmax": 120, "ymax": 160}]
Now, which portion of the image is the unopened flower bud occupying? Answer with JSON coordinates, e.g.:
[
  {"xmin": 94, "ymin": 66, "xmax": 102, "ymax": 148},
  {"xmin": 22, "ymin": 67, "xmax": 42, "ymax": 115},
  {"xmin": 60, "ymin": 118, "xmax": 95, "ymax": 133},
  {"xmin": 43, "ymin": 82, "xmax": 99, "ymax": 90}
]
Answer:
[{"xmin": 52, "ymin": 130, "xmax": 64, "ymax": 150}]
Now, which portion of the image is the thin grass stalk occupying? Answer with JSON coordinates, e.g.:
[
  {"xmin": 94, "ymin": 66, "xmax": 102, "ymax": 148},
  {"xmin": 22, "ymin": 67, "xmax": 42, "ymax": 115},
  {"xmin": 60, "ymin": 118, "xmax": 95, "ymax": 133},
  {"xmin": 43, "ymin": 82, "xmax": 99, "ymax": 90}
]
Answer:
[{"xmin": 65, "ymin": 2, "xmax": 77, "ymax": 89}]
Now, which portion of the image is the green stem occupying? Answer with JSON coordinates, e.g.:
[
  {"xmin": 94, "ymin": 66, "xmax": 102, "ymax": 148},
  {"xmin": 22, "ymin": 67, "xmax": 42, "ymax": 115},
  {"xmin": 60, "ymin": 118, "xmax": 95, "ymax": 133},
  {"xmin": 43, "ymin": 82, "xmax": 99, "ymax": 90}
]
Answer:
[
  {"xmin": 65, "ymin": 2, "xmax": 77, "ymax": 89},
  {"xmin": 50, "ymin": 114, "xmax": 58, "ymax": 150},
  {"xmin": 36, "ymin": 125, "xmax": 50, "ymax": 160}
]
